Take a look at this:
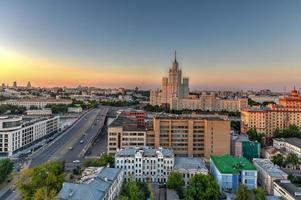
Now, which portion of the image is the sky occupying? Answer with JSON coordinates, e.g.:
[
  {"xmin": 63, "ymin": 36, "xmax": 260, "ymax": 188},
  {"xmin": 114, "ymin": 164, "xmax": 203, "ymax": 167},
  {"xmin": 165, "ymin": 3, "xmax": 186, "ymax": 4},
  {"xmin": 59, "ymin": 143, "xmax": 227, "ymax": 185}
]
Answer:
[{"xmin": 1, "ymin": 0, "xmax": 301, "ymax": 91}]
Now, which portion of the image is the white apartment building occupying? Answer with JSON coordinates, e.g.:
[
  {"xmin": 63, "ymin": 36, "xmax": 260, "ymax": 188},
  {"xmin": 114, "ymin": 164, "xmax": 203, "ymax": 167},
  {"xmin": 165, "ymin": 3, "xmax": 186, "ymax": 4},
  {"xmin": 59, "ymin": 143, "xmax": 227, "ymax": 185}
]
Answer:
[
  {"xmin": 0, "ymin": 116, "xmax": 59, "ymax": 157},
  {"xmin": 274, "ymin": 179, "xmax": 301, "ymax": 200},
  {"xmin": 253, "ymin": 158, "xmax": 287, "ymax": 194},
  {"xmin": 107, "ymin": 115, "xmax": 146, "ymax": 155},
  {"xmin": 4, "ymin": 98, "xmax": 72, "ymax": 109},
  {"xmin": 115, "ymin": 147, "xmax": 174, "ymax": 183},
  {"xmin": 273, "ymin": 138, "xmax": 301, "ymax": 158}
]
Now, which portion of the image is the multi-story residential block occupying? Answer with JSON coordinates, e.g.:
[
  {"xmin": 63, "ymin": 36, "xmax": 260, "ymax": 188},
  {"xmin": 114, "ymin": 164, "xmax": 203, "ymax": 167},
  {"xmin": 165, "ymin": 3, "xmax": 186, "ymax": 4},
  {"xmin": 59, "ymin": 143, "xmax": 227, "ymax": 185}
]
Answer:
[
  {"xmin": 4, "ymin": 98, "xmax": 72, "ymax": 109},
  {"xmin": 107, "ymin": 115, "xmax": 147, "ymax": 155},
  {"xmin": 174, "ymin": 157, "xmax": 208, "ymax": 186},
  {"xmin": 253, "ymin": 158, "xmax": 288, "ymax": 194},
  {"xmin": 150, "ymin": 54, "xmax": 247, "ymax": 112},
  {"xmin": 241, "ymin": 88, "xmax": 301, "ymax": 137},
  {"xmin": 273, "ymin": 179, "xmax": 301, "ymax": 200},
  {"xmin": 120, "ymin": 109, "xmax": 145, "ymax": 126},
  {"xmin": 273, "ymin": 138, "xmax": 301, "ymax": 158},
  {"xmin": 26, "ymin": 109, "xmax": 52, "ymax": 116},
  {"xmin": 210, "ymin": 154, "xmax": 257, "ymax": 192},
  {"xmin": 0, "ymin": 116, "xmax": 59, "ymax": 157},
  {"xmin": 115, "ymin": 147, "xmax": 174, "ymax": 183},
  {"xmin": 58, "ymin": 167, "xmax": 124, "ymax": 200},
  {"xmin": 149, "ymin": 114, "xmax": 230, "ymax": 158}
]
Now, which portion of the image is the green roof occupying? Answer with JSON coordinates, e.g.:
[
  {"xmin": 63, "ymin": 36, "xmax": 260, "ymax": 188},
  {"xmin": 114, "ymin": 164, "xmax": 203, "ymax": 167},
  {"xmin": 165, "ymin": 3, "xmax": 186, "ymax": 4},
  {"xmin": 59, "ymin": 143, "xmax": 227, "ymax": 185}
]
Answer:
[{"xmin": 211, "ymin": 154, "xmax": 256, "ymax": 174}]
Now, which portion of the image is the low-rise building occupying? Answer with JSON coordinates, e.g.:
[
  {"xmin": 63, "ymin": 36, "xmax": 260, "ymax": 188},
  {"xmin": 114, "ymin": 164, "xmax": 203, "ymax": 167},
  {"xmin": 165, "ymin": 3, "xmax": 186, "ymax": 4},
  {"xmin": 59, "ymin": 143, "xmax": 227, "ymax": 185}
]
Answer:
[
  {"xmin": 210, "ymin": 154, "xmax": 257, "ymax": 192},
  {"xmin": 26, "ymin": 109, "xmax": 52, "ymax": 116},
  {"xmin": 273, "ymin": 138, "xmax": 301, "ymax": 158},
  {"xmin": 4, "ymin": 98, "xmax": 72, "ymax": 109},
  {"xmin": 58, "ymin": 167, "xmax": 124, "ymax": 200},
  {"xmin": 0, "ymin": 116, "xmax": 59, "ymax": 157},
  {"xmin": 67, "ymin": 107, "xmax": 83, "ymax": 113},
  {"xmin": 231, "ymin": 134, "xmax": 260, "ymax": 160},
  {"xmin": 273, "ymin": 179, "xmax": 301, "ymax": 200},
  {"xmin": 174, "ymin": 157, "xmax": 208, "ymax": 186},
  {"xmin": 115, "ymin": 147, "xmax": 174, "ymax": 183},
  {"xmin": 253, "ymin": 158, "xmax": 288, "ymax": 194},
  {"xmin": 108, "ymin": 115, "xmax": 147, "ymax": 155}
]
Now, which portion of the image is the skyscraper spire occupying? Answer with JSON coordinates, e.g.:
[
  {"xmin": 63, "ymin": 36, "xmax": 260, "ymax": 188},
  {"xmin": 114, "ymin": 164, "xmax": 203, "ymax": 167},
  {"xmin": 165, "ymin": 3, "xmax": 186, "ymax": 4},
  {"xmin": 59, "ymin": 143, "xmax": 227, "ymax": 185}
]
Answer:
[{"xmin": 174, "ymin": 50, "xmax": 177, "ymax": 62}]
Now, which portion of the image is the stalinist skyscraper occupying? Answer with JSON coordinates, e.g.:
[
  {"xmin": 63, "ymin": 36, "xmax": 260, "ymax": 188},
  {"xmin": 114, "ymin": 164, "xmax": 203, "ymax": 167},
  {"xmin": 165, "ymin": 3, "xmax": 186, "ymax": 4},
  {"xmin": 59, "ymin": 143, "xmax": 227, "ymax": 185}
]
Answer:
[{"xmin": 150, "ymin": 51, "xmax": 189, "ymax": 110}]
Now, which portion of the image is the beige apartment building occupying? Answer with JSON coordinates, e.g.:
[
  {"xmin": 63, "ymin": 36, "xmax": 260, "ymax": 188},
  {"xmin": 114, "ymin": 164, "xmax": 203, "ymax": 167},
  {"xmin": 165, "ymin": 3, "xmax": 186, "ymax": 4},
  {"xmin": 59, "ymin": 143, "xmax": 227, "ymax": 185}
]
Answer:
[
  {"xmin": 147, "ymin": 114, "xmax": 231, "ymax": 158},
  {"xmin": 241, "ymin": 88, "xmax": 301, "ymax": 137}
]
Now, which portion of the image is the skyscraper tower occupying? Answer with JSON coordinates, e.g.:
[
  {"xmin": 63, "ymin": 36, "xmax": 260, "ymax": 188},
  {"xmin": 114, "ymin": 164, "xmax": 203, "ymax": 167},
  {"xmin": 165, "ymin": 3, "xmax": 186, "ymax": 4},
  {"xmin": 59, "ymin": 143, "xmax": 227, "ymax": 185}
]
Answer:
[{"xmin": 27, "ymin": 81, "xmax": 32, "ymax": 89}]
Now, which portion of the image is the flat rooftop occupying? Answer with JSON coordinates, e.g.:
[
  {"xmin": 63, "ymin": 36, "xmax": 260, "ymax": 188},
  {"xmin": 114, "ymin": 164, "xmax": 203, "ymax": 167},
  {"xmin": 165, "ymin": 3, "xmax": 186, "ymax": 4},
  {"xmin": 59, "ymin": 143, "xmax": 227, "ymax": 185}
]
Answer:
[
  {"xmin": 174, "ymin": 157, "xmax": 208, "ymax": 172},
  {"xmin": 211, "ymin": 154, "xmax": 256, "ymax": 174},
  {"xmin": 115, "ymin": 146, "xmax": 174, "ymax": 158},
  {"xmin": 274, "ymin": 179, "xmax": 301, "ymax": 200},
  {"xmin": 274, "ymin": 137, "xmax": 301, "ymax": 148},
  {"xmin": 109, "ymin": 115, "xmax": 146, "ymax": 131},
  {"xmin": 253, "ymin": 158, "xmax": 287, "ymax": 179},
  {"xmin": 154, "ymin": 113, "xmax": 229, "ymax": 121}
]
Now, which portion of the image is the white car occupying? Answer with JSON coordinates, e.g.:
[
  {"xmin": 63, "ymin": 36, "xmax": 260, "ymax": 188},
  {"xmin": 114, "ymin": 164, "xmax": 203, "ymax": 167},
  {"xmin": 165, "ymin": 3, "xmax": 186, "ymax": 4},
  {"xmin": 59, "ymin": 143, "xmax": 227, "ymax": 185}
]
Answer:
[{"xmin": 73, "ymin": 160, "xmax": 80, "ymax": 163}]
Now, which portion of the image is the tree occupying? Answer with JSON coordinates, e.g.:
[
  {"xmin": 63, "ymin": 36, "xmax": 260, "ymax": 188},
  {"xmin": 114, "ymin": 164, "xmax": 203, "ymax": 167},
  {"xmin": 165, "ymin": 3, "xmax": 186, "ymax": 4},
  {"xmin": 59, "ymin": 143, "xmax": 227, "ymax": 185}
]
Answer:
[
  {"xmin": 16, "ymin": 161, "xmax": 64, "ymax": 200},
  {"xmin": 271, "ymin": 154, "xmax": 285, "ymax": 167},
  {"xmin": 235, "ymin": 184, "xmax": 250, "ymax": 200},
  {"xmin": 0, "ymin": 158, "xmax": 14, "ymax": 183},
  {"xmin": 253, "ymin": 187, "xmax": 266, "ymax": 200},
  {"xmin": 184, "ymin": 174, "xmax": 220, "ymax": 200},
  {"xmin": 83, "ymin": 154, "xmax": 114, "ymax": 168},
  {"xmin": 119, "ymin": 179, "xmax": 144, "ymax": 200},
  {"xmin": 166, "ymin": 171, "xmax": 185, "ymax": 196},
  {"xmin": 247, "ymin": 129, "xmax": 264, "ymax": 145},
  {"xmin": 286, "ymin": 153, "xmax": 300, "ymax": 169}
]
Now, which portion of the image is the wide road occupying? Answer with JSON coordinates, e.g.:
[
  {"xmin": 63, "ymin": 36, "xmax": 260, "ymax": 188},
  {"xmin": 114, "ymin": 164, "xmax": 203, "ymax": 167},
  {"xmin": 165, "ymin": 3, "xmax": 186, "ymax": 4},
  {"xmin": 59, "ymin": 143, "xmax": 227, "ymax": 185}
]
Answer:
[{"xmin": 29, "ymin": 107, "xmax": 108, "ymax": 168}]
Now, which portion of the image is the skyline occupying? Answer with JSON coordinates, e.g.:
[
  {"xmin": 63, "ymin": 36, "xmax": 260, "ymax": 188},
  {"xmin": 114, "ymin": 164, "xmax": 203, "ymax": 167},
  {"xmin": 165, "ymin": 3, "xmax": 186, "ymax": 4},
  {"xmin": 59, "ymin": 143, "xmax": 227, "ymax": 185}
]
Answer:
[{"xmin": 1, "ymin": 1, "xmax": 301, "ymax": 91}]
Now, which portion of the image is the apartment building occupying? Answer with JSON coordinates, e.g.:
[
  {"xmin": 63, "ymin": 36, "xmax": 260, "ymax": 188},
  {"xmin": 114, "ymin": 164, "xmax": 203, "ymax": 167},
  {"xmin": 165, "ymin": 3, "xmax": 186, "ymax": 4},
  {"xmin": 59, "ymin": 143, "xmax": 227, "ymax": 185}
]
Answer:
[
  {"xmin": 4, "ymin": 98, "xmax": 72, "ymax": 109},
  {"xmin": 58, "ymin": 167, "xmax": 124, "ymax": 200},
  {"xmin": 115, "ymin": 147, "xmax": 174, "ymax": 183},
  {"xmin": 107, "ymin": 115, "xmax": 147, "ymax": 155},
  {"xmin": 210, "ymin": 154, "xmax": 257, "ymax": 192},
  {"xmin": 273, "ymin": 179, "xmax": 301, "ymax": 200},
  {"xmin": 241, "ymin": 88, "xmax": 301, "ymax": 137},
  {"xmin": 273, "ymin": 138, "xmax": 301, "ymax": 158},
  {"xmin": 149, "ymin": 114, "xmax": 230, "ymax": 158},
  {"xmin": 253, "ymin": 158, "xmax": 287, "ymax": 194},
  {"xmin": 0, "ymin": 116, "xmax": 59, "ymax": 157}
]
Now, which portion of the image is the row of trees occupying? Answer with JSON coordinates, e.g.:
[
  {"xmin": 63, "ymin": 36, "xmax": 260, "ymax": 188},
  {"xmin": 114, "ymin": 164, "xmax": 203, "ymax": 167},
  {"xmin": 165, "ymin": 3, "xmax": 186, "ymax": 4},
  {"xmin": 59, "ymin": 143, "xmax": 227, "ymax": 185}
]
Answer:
[
  {"xmin": 83, "ymin": 154, "xmax": 114, "ymax": 168},
  {"xmin": 0, "ymin": 105, "xmax": 26, "ymax": 115},
  {"xmin": 166, "ymin": 172, "xmax": 220, "ymax": 200},
  {"xmin": 235, "ymin": 184, "xmax": 266, "ymax": 200},
  {"xmin": 0, "ymin": 159, "xmax": 14, "ymax": 184},
  {"xmin": 272, "ymin": 153, "xmax": 300, "ymax": 169},
  {"xmin": 118, "ymin": 180, "xmax": 153, "ymax": 200},
  {"xmin": 16, "ymin": 161, "xmax": 65, "ymax": 200},
  {"xmin": 273, "ymin": 125, "xmax": 301, "ymax": 138}
]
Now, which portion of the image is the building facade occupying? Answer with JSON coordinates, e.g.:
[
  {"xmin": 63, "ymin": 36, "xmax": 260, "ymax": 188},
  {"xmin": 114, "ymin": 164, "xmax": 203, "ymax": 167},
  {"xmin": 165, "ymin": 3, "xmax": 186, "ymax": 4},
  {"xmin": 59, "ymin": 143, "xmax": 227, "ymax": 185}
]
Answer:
[
  {"xmin": 115, "ymin": 147, "xmax": 174, "ymax": 183},
  {"xmin": 253, "ymin": 158, "xmax": 287, "ymax": 195},
  {"xmin": 241, "ymin": 88, "xmax": 301, "ymax": 137},
  {"xmin": 148, "ymin": 114, "xmax": 230, "ymax": 158},
  {"xmin": 273, "ymin": 179, "xmax": 301, "ymax": 200},
  {"xmin": 210, "ymin": 154, "xmax": 257, "ymax": 192},
  {"xmin": 4, "ymin": 98, "xmax": 72, "ymax": 109},
  {"xmin": 273, "ymin": 138, "xmax": 301, "ymax": 158},
  {"xmin": 0, "ymin": 116, "xmax": 59, "ymax": 157}
]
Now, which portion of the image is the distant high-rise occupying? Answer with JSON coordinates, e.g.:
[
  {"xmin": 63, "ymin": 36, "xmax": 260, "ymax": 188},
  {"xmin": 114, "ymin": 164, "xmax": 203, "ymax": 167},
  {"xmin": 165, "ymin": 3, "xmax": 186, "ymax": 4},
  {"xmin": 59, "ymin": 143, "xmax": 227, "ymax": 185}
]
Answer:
[
  {"xmin": 27, "ymin": 81, "xmax": 32, "ymax": 89},
  {"xmin": 13, "ymin": 81, "xmax": 17, "ymax": 88}
]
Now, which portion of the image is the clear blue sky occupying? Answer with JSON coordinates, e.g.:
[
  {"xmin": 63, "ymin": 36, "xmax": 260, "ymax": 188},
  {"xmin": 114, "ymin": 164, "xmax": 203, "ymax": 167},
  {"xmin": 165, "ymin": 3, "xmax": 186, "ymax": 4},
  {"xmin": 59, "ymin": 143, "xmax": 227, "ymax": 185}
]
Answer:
[{"xmin": 1, "ymin": 0, "xmax": 301, "ymax": 91}]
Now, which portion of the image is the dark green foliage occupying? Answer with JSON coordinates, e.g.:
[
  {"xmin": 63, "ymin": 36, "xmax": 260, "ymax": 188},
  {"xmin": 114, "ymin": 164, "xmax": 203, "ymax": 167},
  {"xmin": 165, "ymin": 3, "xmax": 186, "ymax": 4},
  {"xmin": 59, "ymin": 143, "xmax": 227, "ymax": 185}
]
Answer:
[
  {"xmin": 143, "ymin": 104, "xmax": 163, "ymax": 112},
  {"xmin": 248, "ymin": 99, "xmax": 261, "ymax": 107},
  {"xmin": 271, "ymin": 154, "xmax": 285, "ymax": 167},
  {"xmin": 247, "ymin": 129, "xmax": 264, "ymax": 145},
  {"xmin": 166, "ymin": 171, "xmax": 185, "ymax": 197},
  {"xmin": 83, "ymin": 154, "xmax": 114, "ymax": 167},
  {"xmin": 273, "ymin": 125, "xmax": 301, "ymax": 138},
  {"xmin": 286, "ymin": 153, "xmax": 300, "ymax": 169},
  {"xmin": 235, "ymin": 185, "xmax": 266, "ymax": 200},
  {"xmin": 0, "ymin": 105, "xmax": 26, "ymax": 115},
  {"xmin": 16, "ymin": 161, "xmax": 65, "ymax": 200},
  {"xmin": 118, "ymin": 180, "xmax": 145, "ymax": 200},
  {"xmin": 184, "ymin": 174, "xmax": 220, "ymax": 200},
  {"xmin": 0, "ymin": 159, "xmax": 14, "ymax": 183},
  {"xmin": 45, "ymin": 104, "xmax": 68, "ymax": 114},
  {"xmin": 231, "ymin": 121, "xmax": 241, "ymax": 133}
]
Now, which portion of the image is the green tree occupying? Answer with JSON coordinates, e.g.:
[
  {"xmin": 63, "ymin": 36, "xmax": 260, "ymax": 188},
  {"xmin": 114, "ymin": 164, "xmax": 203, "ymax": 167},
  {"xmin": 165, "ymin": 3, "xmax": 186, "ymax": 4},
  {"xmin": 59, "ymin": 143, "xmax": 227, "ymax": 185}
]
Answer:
[
  {"xmin": 0, "ymin": 158, "xmax": 14, "ymax": 183},
  {"xmin": 253, "ymin": 187, "xmax": 266, "ymax": 200},
  {"xmin": 184, "ymin": 174, "xmax": 220, "ymax": 200},
  {"xmin": 247, "ymin": 129, "xmax": 264, "ymax": 145},
  {"xmin": 83, "ymin": 154, "xmax": 114, "ymax": 168},
  {"xmin": 16, "ymin": 161, "xmax": 64, "ymax": 200},
  {"xmin": 119, "ymin": 179, "xmax": 144, "ymax": 200},
  {"xmin": 166, "ymin": 171, "xmax": 185, "ymax": 196},
  {"xmin": 235, "ymin": 184, "xmax": 250, "ymax": 200},
  {"xmin": 286, "ymin": 153, "xmax": 300, "ymax": 169},
  {"xmin": 271, "ymin": 154, "xmax": 285, "ymax": 167}
]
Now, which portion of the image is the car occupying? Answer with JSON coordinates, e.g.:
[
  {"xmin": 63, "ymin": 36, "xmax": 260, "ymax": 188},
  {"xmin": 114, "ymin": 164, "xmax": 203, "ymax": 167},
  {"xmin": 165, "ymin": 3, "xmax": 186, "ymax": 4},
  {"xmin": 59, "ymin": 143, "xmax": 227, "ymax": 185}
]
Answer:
[
  {"xmin": 73, "ymin": 160, "xmax": 80, "ymax": 163},
  {"xmin": 69, "ymin": 146, "xmax": 73, "ymax": 150},
  {"xmin": 80, "ymin": 140, "xmax": 84, "ymax": 144}
]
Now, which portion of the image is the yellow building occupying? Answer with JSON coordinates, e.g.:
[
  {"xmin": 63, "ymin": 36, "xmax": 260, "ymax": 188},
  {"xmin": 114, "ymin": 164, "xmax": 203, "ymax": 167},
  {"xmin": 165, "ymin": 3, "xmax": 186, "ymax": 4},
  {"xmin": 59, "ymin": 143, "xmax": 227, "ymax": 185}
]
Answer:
[
  {"xmin": 147, "ymin": 114, "xmax": 230, "ymax": 158},
  {"xmin": 241, "ymin": 88, "xmax": 301, "ymax": 137}
]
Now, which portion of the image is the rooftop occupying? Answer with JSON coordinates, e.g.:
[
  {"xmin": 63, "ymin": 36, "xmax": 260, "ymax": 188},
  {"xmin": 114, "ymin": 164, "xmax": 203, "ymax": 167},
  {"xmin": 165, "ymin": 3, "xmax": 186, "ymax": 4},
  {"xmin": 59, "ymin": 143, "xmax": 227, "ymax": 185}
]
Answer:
[
  {"xmin": 58, "ymin": 167, "xmax": 122, "ymax": 200},
  {"xmin": 274, "ymin": 137, "xmax": 301, "ymax": 148},
  {"xmin": 211, "ymin": 154, "xmax": 256, "ymax": 174},
  {"xmin": 115, "ymin": 146, "xmax": 174, "ymax": 158},
  {"xmin": 109, "ymin": 115, "xmax": 146, "ymax": 131},
  {"xmin": 253, "ymin": 159, "xmax": 287, "ymax": 179},
  {"xmin": 274, "ymin": 179, "xmax": 301, "ymax": 200},
  {"xmin": 154, "ymin": 113, "xmax": 228, "ymax": 121},
  {"xmin": 174, "ymin": 157, "xmax": 208, "ymax": 172}
]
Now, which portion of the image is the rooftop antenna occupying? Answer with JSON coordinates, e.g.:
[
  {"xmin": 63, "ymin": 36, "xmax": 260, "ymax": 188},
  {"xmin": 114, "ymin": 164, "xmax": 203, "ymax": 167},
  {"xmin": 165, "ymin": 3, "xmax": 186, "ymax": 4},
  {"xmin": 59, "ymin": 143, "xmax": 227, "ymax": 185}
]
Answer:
[{"xmin": 174, "ymin": 50, "xmax": 177, "ymax": 62}]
